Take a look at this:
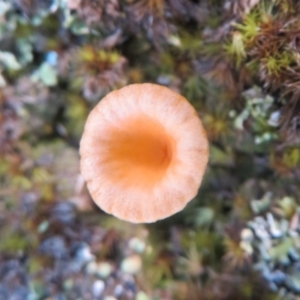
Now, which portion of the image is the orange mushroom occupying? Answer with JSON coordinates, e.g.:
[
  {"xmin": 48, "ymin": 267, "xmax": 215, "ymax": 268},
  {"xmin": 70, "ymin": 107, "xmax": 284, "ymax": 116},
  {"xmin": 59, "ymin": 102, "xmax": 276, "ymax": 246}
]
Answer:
[{"xmin": 80, "ymin": 83, "xmax": 209, "ymax": 223}]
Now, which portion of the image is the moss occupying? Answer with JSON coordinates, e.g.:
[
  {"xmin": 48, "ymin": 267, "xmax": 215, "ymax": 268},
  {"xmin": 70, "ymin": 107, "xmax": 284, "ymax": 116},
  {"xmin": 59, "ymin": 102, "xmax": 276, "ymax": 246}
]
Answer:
[
  {"xmin": 0, "ymin": 0, "xmax": 299, "ymax": 298},
  {"xmin": 0, "ymin": 230, "xmax": 28, "ymax": 253}
]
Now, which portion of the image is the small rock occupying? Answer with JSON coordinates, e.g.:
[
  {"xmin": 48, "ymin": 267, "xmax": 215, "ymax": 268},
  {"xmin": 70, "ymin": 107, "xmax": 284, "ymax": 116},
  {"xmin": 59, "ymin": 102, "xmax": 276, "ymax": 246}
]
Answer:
[
  {"xmin": 9, "ymin": 286, "xmax": 29, "ymax": 300},
  {"xmin": 258, "ymin": 244, "xmax": 270, "ymax": 261},
  {"xmin": 241, "ymin": 228, "xmax": 254, "ymax": 242},
  {"xmin": 129, "ymin": 238, "xmax": 146, "ymax": 253},
  {"xmin": 56, "ymin": 294, "xmax": 68, "ymax": 300},
  {"xmin": 157, "ymin": 75, "xmax": 172, "ymax": 86},
  {"xmin": 239, "ymin": 241, "xmax": 253, "ymax": 255},
  {"xmin": 76, "ymin": 244, "xmax": 95, "ymax": 264},
  {"xmin": 286, "ymin": 274, "xmax": 300, "ymax": 293},
  {"xmin": 104, "ymin": 297, "xmax": 117, "ymax": 300},
  {"xmin": 268, "ymin": 282, "xmax": 278, "ymax": 292},
  {"xmin": 136, "ymin": 291, "xmax": 150, "ymax": 300},
  {"xmin": 92, "ymin": 280, "xmax": 105, "ymax": 297},
  {"xmin": 40, "ymin": 236, "xmax": 67, "ymax": 259},
  {"xmin": 268, "ymin": 111, "xmax": 280, "ymax": 127},
  {"xmin": 289, "ymin": 248, "xmax": 300, "ymax": 261},
  {"xmin": 121, "ymin": 255, "xmax": 142, "ymax": 275},
  {"xmin": 38, "ymin": 220, "xmax": 49, "ymax": 233},
  {"xmin": 254, "ymin": 227, "xmax": 270, "ymax": 241},
  {"xmin": 114, "ymin": 284, "xmax": 123, "ymax": 297},
  {"xmin": 267, "ymin": 213, "xmax": 282, "ymax": 238},
  {"xmin": 52, "ymin": 202, "xmax": 76, "ymax": 224},
  {"xmin": 97, "ymin": 262, "xmax": 112, "ymax": 278},
  {"xmin": 63, "ymin": 279, "xmax": 74, "ymax": 290},
  {"xmin": 262, "ymin": 269, "xmax": 286, "ymax": 284},
  {"xmin": 21, "ymin": 192, "xmax": 38, "ymax": 214},
  {"xmin": 123, "ymin": 276, "xmax": 136, "ymax": 293},
  {"xmin": 86, "ymin": 261, "xmax": 98, "ymax": 275},
  {"xmin": 0, "ymin": 285, "xmax": 9, "ymax": 300},
  {"xmin": 46, "ymin": 51, "xmax": 58, "ymax": 66}
]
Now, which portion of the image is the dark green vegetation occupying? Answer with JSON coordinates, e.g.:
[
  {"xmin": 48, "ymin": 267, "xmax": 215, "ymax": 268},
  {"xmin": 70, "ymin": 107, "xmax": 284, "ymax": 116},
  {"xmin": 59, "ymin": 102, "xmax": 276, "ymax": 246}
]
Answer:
[{"xmin": 1, "ymin": 0, "xmax": 300, "ymax": 299}]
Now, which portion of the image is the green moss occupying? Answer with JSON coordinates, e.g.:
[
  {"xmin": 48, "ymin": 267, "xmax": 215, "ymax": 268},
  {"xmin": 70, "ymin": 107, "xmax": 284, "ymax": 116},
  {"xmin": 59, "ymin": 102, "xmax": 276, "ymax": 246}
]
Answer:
[
  {"xmin": 283, "ymin": 148, "xmax": 300, "ymax": 168},
  {"xmin": 0, "ymin": 230, "xmax": 28, "ymax": 253}
]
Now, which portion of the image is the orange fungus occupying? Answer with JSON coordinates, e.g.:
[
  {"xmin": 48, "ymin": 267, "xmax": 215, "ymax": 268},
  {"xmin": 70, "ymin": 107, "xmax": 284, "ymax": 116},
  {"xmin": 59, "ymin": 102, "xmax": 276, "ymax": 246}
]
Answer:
[{"xmin": 80, "ymin": 83, "xmax": 209, "ymax": 223}]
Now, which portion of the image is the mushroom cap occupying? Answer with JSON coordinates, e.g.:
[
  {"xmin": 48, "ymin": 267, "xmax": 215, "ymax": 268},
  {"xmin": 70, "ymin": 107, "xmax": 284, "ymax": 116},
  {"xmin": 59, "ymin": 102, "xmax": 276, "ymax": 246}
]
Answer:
[{"xmin": 80, "ymin": 83, "xmax": 209, "ymax": 223}]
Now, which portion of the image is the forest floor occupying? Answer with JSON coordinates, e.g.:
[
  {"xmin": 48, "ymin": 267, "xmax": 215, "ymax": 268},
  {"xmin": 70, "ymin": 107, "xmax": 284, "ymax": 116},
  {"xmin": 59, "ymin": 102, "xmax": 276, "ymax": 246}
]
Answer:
[{"xmin": 1, "ymin": 0, "xmax": 300, "ymax": 299}]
